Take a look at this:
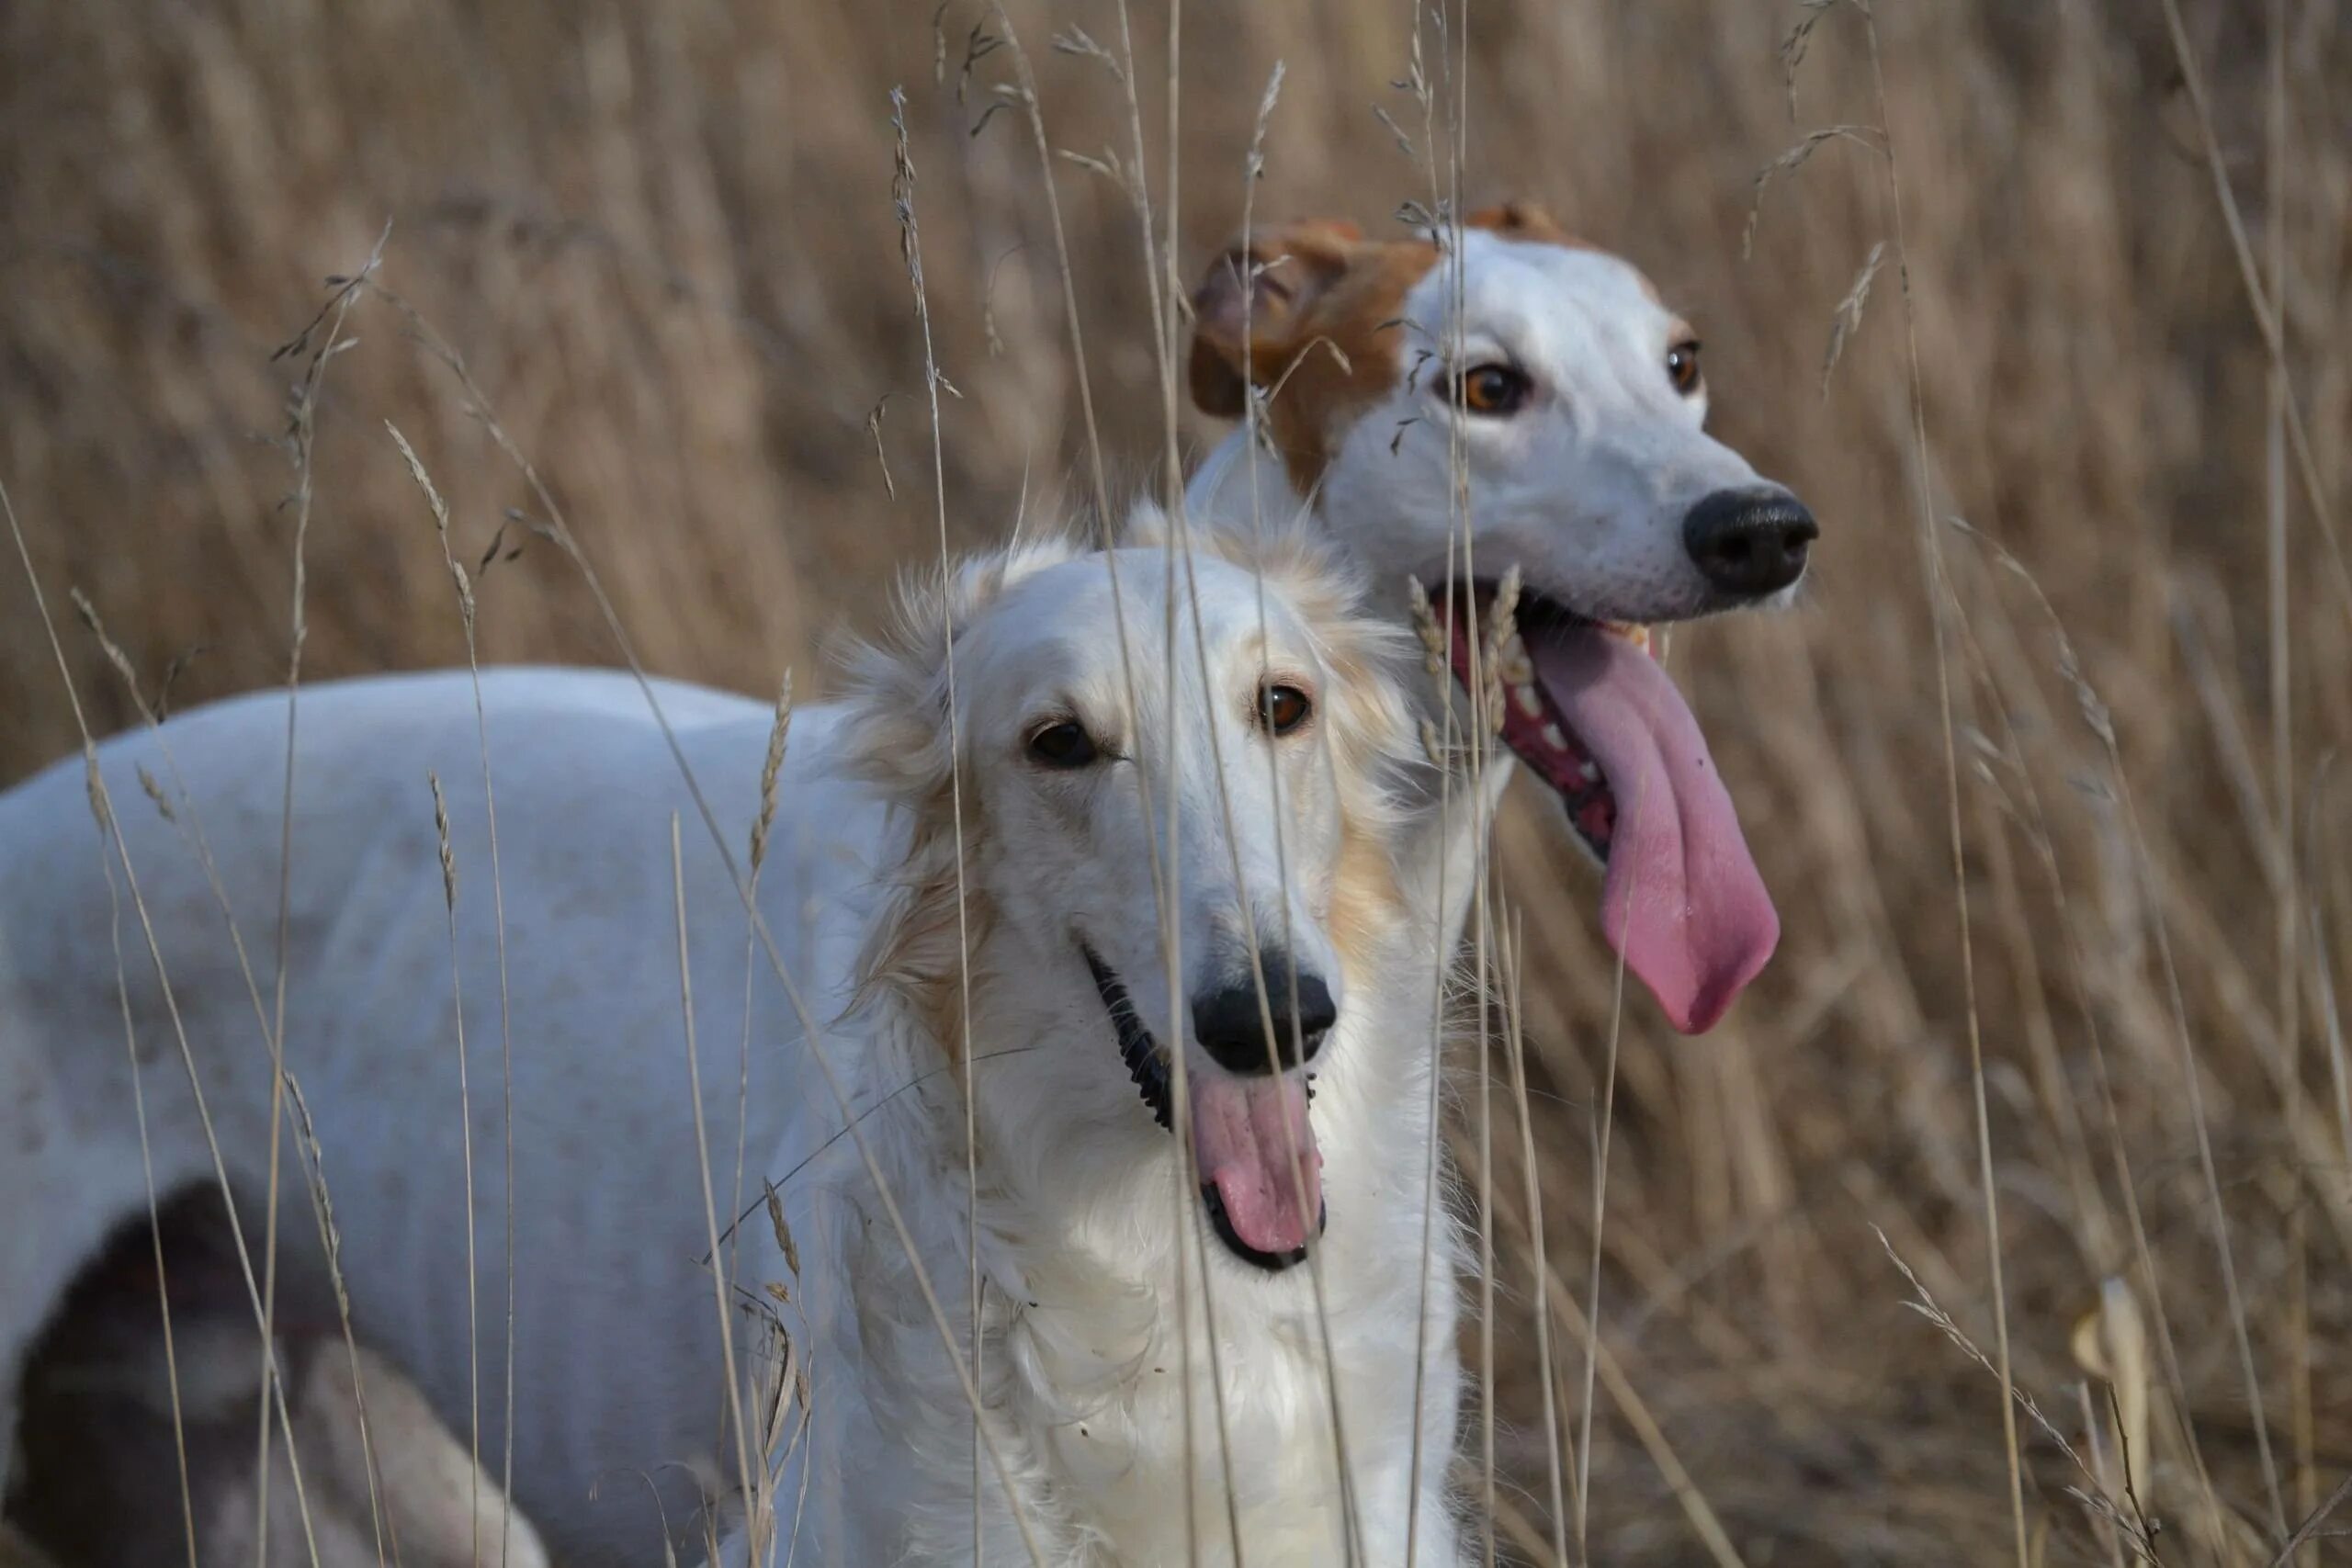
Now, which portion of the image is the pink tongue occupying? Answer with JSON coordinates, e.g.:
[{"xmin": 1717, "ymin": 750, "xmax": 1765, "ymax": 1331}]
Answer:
[
  {"xmin": 1190, "ymin": 1070, "xmax": 1320, "ymax": 1258},
  {"xmin": 1530, "ymin": 627, "xmax": 1780, "ymax": 1032}
]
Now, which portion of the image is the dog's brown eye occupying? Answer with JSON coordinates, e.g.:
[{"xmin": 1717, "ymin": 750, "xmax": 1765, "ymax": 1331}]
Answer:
[
  {"xmin": 1027, "ymin": 719, "xmax": 1099, "ymax": 769},
  {"xmin": 1259, "ymin": 683, "xmax": 1313, "ymax": 736},
  {"xmin": 1452, "ymin": 364, "xmax": 1531, "ymax": 416},
  {"xmin": 1667, "ymin": 340, "xmax": 1702, "ymax": 395}
]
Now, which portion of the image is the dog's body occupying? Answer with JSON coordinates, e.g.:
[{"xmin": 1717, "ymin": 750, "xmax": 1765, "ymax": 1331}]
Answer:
[{"xmin": 2, "ymin": 533, "xmax": 1470, "ymax": 1565}]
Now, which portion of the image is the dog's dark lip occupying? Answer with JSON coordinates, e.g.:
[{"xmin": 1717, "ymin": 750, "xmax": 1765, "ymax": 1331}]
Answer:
[
  {"xmin": 1506, "ymin": 583, "xmax": 1589, "ymax": 639},
  {"xmin": 1200, "ymin": 1185, "xmax": 1327, "ymax": 1274},
  {"xmin": 1464, "ymin": 579, "xmax": 1653, "ymax": 653},
  {"xmin": 1455, "ymin": 577, "xmax": 1618, "ymax": 636},
  {"xmin": 1081, "ymin": 942, "xmax": 1319, "ymax": 1275},
  {"xmin": 1451, "ymin": 581, "xmax": 1632, "ymax": 864},
  {"xmin": 1082, "ymin": 943, "xmax": 1171, "ymax": 1131}
]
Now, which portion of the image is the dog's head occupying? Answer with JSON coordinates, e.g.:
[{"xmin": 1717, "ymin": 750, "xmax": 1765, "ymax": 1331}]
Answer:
[
  {"xmin": 842, "ymin": 520, "xmax": 1414, "ymax": 1273},
  {"xmin": 1188, "ymin": 202, "xmax": 1806, "ymax": 1032}
]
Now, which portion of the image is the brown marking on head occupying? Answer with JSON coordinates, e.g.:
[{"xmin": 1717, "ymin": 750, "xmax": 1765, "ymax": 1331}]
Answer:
[
  {"xmin": 1189, "ymin": 220, "xmax": 1440, "ymax": 495},
  {"xmin": 1466, "ymin": 199, "xmax": 1666, "ymax": 301},
  {"xmin": 1464, "ymin": 200, "xmax": 1573, "ymax": 244},
  {"xmin": 1190, "ymin": 201, "xmax": 1652, "ymax": 491}
]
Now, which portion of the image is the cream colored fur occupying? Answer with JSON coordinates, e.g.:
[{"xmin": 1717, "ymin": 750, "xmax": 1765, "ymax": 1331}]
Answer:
[{"xmin": 0, "ymin": 515, "xmax": 1470, "ymax": 1567}]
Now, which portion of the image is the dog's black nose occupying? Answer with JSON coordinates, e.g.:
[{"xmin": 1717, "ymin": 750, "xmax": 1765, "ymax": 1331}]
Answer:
[
  {"xmin": 1192, "ymin": 961, "xmax": 1337, "ymax": 1076},
  {"xmin": 1682, "ymin": 488, "xmax": 1816, "ymax": 599}
]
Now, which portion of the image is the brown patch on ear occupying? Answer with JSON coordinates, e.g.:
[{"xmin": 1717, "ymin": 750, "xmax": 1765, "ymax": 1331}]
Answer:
[
  {"xmin": 1258, "ymin": 239, "xmax": 1441, "ymax": 494},
  {"xmin": 1329, "ymin": 807, "xmax": 1406, "ymax": 984},
  {"xmin": 1187, "ymin": 333, "xmax": 1253, "ymax": 421},
  {"xmin": 1190, "ymin": 219, "xmax": 1365, "ymax": 420},
  {"xmin": 1322, "ymin": 633, "xmax": 1410, "ymax": 981},
  {"xmin": 1317, "ymin": 604, "xmax": 1413, "ymax": 977},
  {"xmin": 1193, "ymin": 521, "xmax": 1415, "ymax": 971},
  {"xmin": 1189, "ymin": 220, "xmax": 1442, "ymax": 494},
  {"xmin": 857, "ymin": 836, "xmax": 990, "ymax": 1063}
]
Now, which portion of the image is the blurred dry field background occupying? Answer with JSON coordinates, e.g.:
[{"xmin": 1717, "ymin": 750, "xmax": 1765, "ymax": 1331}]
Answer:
[{"xmin": 4, "ymin": 0, "xmax": 2350, "ymax": 1562}]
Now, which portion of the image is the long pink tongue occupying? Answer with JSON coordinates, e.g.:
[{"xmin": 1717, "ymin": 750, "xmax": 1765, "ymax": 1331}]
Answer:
[
  {"xmin": 1190, "ymin": 1070, "xmax": 1320, "ymax": 1258},
  {"xmin": 1530, "ymin": 628, "xmax": 1779, "ymax": 1032}
]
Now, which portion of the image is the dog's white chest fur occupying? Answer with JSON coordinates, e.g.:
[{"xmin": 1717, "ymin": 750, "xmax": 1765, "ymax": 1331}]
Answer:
[{"xmin": 765, "ymin": 1010, "xmax": 1463, "ymax": 1567}]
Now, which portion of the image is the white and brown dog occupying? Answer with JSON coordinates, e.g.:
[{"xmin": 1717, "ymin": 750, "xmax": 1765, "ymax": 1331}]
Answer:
[{"xmin": 1186, "ymin": 201, "xmax": 1811, "ymax": 1033}]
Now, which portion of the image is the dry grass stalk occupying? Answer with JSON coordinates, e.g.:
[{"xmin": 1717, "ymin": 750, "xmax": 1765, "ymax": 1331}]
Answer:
[
  {"xmin": 3, "ymin": 475, "xmax": 350, "ymax": 1568},
  {"xmin": 392, "ymin": 411, "xmax": 528, "ymax": 1565},
  {"xmin": 68, "ymin": 579, "xmax": 401, "ymax": 1568}
]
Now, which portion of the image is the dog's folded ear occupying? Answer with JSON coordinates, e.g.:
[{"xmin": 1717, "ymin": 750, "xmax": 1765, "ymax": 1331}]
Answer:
[
  {"xmin": 840, "ymin": 536, "xmax": 1078, "ymax": 1045},
  {"xmin": 838, "ymin": 536, "xmax": 1082, "ymax": 801},
  {"xmin": 1189, "ymin": 218, "xmax": 1364, "ymax": 420}
]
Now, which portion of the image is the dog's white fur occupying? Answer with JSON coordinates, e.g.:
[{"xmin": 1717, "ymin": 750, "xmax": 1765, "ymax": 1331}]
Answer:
[
  {"xmin": 0, "ymin": 520, "xmax": 1471, "ymax": 1565},
  {"xmin": 1182, "ymin": 204, "xmax": 1809, "ymax": 1021}
]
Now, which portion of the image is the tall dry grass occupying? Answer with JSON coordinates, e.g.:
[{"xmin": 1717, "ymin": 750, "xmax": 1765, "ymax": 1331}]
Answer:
[{"xmin": 3, "ymin": 0, "xmax": 2348, "ymax": 1562}]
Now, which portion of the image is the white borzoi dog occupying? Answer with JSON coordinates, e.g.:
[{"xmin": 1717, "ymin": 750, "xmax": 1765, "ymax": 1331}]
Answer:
[
  {"xmin": 1, "ymin": 520, "xmax": 1463, "ymax": 1565},
  {"xmin": 1185, "ymin": 200, "xmax": 1814, "ymax": 1033}
]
